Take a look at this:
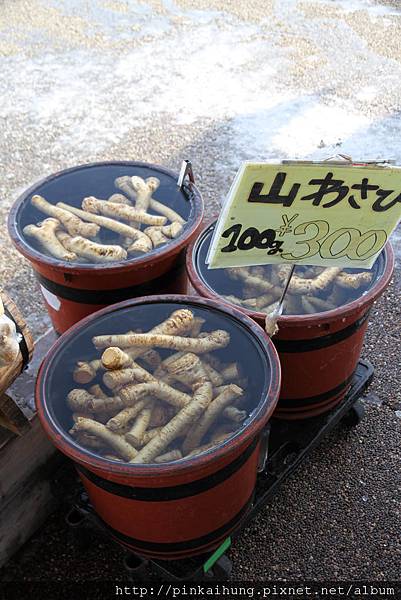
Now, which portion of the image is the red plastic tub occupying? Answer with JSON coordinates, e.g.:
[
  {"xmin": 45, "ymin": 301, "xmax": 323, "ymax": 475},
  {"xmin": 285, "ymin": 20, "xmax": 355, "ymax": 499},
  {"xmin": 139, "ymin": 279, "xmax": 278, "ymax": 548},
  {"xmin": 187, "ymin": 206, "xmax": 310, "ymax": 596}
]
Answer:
[
  {"xmin": 186, "ymin": 222, "xmax": 394, "ymax": 420},
  {"xmin": 35, "ymin": 295, "xmax": 280, "ymax": 559},
  {"xmin": 8, "ymin": 162, "xmax": 204, "ymax": 334}
]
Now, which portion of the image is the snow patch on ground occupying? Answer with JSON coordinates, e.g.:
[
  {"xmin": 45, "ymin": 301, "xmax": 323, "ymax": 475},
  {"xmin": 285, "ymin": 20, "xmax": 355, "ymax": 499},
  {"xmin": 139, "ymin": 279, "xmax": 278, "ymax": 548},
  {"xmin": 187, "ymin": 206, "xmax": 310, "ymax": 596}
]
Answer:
[{"xmin": 0, "ymin": 0, "xmax": 400, "ymax": 254}]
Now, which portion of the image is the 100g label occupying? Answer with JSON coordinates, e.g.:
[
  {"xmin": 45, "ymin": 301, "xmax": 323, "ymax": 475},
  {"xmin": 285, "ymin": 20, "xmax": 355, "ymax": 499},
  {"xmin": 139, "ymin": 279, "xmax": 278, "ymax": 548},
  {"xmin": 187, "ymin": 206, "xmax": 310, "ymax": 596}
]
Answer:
[
  {"xmin": 221, "ymin": 224, "xmax": 284, "ymax": 255},
  {"xmin": 220, "ymin": 221, "xmax": 387, "ymax": 261}
]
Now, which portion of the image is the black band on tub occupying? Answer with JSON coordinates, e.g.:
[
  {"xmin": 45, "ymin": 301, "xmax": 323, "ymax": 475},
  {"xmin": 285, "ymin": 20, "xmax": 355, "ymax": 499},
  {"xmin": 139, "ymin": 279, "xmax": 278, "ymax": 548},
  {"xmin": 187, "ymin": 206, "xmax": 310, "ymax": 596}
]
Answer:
[
  {"xmin": 76, "ymin": 437, "xmax": 258, "ymax": 502},
  {"xmin": 35, "ymin": 255, "xmax": 186, "ymax": 305},
  {"xmin": 278, "ymin": 372, "xmax": 355, "ymax": 408},
  {"xmin": 100, "ymin": 493, "xmax": 254, "ymax": 554},
  {"xmin": 273, "ymin": 310, "xmax": 370, "ymax": 353}
]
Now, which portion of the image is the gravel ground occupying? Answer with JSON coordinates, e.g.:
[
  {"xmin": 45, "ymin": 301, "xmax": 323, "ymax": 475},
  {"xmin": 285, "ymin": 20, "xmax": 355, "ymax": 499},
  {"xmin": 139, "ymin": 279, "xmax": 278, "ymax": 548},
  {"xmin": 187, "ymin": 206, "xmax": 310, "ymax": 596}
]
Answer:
[{"xmin": 0, "ymin": 0, "xmax": 400, "ymax": 586}]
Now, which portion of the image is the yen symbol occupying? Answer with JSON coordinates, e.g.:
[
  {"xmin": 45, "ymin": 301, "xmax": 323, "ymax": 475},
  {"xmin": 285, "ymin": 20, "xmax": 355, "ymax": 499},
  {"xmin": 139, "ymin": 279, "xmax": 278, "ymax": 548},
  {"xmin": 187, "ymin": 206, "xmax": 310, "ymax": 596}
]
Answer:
[{"xmin": 276, "ymin": 214, "xmax": 299, "ymax": 237}]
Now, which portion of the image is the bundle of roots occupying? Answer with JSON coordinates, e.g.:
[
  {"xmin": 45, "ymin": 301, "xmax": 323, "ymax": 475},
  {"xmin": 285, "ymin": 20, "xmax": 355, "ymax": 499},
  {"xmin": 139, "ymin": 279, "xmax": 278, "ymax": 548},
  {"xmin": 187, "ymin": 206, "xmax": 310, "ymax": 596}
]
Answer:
[
  {"xmin": 23, "ymin": 176, "xmax": 186, "ymax": 264},
  {"xmin": 68, "ymin": 309, "xmax": 249, "ymax": 464},
  {"xmin": 222, "ymin": 264, "xmax": 373, "ymax": 316}
]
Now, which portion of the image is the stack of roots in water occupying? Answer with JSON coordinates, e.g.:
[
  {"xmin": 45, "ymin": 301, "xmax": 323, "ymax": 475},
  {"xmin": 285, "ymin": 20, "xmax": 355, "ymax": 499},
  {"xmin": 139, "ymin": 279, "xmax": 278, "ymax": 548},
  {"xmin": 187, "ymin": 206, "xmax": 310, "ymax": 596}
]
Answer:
[
  {"xmin": 68, "ymin": 309, "xmax": 250, "ymax": 464},
  {"xmin": 23, "ymin": 175, "xmax": 186, "ymax": 264},
  {"xmin": 223, "ymin": 264, "xmax": 373, "ymax": 315}
]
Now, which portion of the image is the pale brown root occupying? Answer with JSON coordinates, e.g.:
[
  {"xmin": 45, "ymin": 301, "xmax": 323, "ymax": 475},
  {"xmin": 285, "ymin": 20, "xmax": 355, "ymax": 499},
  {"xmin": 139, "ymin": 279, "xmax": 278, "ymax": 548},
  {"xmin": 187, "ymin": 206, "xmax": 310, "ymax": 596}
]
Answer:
[
  {"xmin": 126, "ymin": 361, "xmax": 158, "ymax": 383},
  {"xmin": 125, "ymin": 404, "xmax": 153, "ymax": 446},
  {"xmin": 301, "ymin": 297, "xmax": 316, "ymax": 314},
  {"xmin": 242, "ymin": 285, "xmax": 261, "ymax": 299},
  {"xmin": 120, "ymin": 235, "xmax": 136, "ymax": 248},
  {"xmin": 220, "ymin": 363, "xmax": 241, "ymax": 382},
  {"xmin": 209, "ymin": 423, "xmax": 235, "ymax": 439},
  {"xmin": 114, "ymin": 176, "xmax": 137, "ymax": 201},
  {"xmin": 202, "ymin": 354, "xmax": 224, "ymax": 372},
  {"xmin": 92, "ymin": 308, "xmax": 194, "ymax": 350},
  {"xmin": 189, "ymin": 317, "xmax": 206, "ymax": 337},
  {"xmin": 289, "ymin": 267, "xmax": 342, "ymax": 295},
  {"xmin": 82, "ymin": 196, "xmax": 166, "ymax": 227},
  {"xmin": 138, "ymin": 349, "xmax": 161, "ymax": 369},
  {"xmin": 73, "ymin": 417, "xmax": 137, "ymax": 460},
  {"xmin": 103, "ymin": 360, "xmax": 156, "ymax": 389},
  {"xmin": 102, "ymin": 453, "xmax": 124, "ymax": 461},
  {"xmin": 88, "ymin": 384, "xmax": 109, "ymax": 400},
  {"xmin": 95, "ymin": 410, "xmax": 120, "ymax": 424},
  {"xmin": 119, "ymin": 381, "xmax": 190, "ymax": 409},
  {"xmin": 186, "ymin": 441, "xmax": 216, "ymax": 457},
  {"xmin": 160, "ymin": 351, "xmax": 190, "ymax": 371},
  {"xmin": 223, "ymin": 295, "xmax": 248, "ymax": 307},
  {"xmin": 209, "ymin": 431, "xmax": 235, "ymax": 445},
  {"xmin": 165, "ymin": 352, "xmax": 209, "ymax": 388},
  {"xmin": 130, "ymin": 176, "xmax": 160, "ymax": 212},
  {"xmin": 124, "ymin": 229, "xmax": 153, "ymax": 253},
  {"xmin": 244, "ymin": 293, "xmax": 275, "ymax": 310},
  {"xmin": 56, "ymin": 230, "xmax": 127, "ymax": 263},
  {"xmin": 138, "ymin": 309, "xmax": 194, "ymax": 338},
  {"xmin": 226, "ymin": 268, "xmax": 276, "ymax": 293},
  {"xmin": 72, "ymin": 411, "xmax": 93, "ymax": 422},
  {"xmin": 131, "ymin": 382, "xmax": 213, "ymax": 463},
  {"xmin": 67, "ymin": 389, "xmax": 96, "ymax": 412},
  {"xmin": 101, "ymin": 347, "xmax": 132, "ymax": 370},
  {"xmin": 149, "ymin": 198, "xmax": 186, "ymax": 225},
  {"xmin": 30, "ymin": 195, "xmax": 99, "ymax": 237},
  {"xmin": 222, "ymin": 406, "xmax": 247, "ymax": 423},
  {"xmin": 154, "ymin": 449, "xmax": 183, "ymax": 463},
  {"xmin": 160, "ymin": 222, "xmax": 183, "ymax": 238},
  {"xmin": 144, "ymin": 223, "xmax": 183, "ymax": 242},
  {"xmin": 149, "ymin": 404, "xmax": 176, "ymax": 427},
  {"xmin": 103, "ymin": 367, "xmax": 139, "ymax": 390},
  {"xmin": 336, "ymin": 271, "xmax": 372, "ymax": 289},
  {"xmin": 269, "ymin": 265, "xmax": 281, "ymax": 286},
  {"xmin": 182, "ymin": 384, "xmax": 243, "ymax": 453},
  {"xmin": 327, "ymin": 284, "xmax": 347, "ymax": 305},
  {"xmin": 276, "ymin": 264, "xmax": 293, "ymax": 282},
  {"xmin": 24, "ymin": 218, "xmax": 77, "ymax": 261},
  {"xmin": 141, "ymin": 427, "xmax": 164, "ymax": 445},
  {"xmin": 212, "ymin": 384, "xmax": 231, "ymax": 396},
  {"xmin": 88, "ymin": 394, "xmax": 124, "ymax": 412},
  {"xmin": 202, "ymin": 362, "xmax": 224, "ymax": 387},
  {"xmin": 73, "ymin": 431, "xmax": 104, "ymax": 450},
  {"xmin": 306, "ymin": 296, "xmax": 337, "ymax": 312},
  {"xmin": 108, "ymin": 193, "xmax": 132, "ymax": 206},
  {"xmin": 236, "ymin": 377, "xmax": 249, "ymax": 390},
  {"xmin": 106, "ymin": 399, "xmax": 151, "ymax": 431},
  {"xmin": 94, "ymin": 330, "xmax": 230, "ymax": 354},
  {"xmin": 302, "ymin": 267, "xmax": 320, "ymax": 278},
  {"xmin": 250, "ymin": 266, "xmax": 266, "ymax": 278},
  {"xmin": 143, "ymin": 226, "xmax": 169, "ymax": 248},
  {"xmin": 284, "ymin": 294, "xmax": 302, "ymax": 314},
  {"xmin": 73, "ymin": 359, "xmax": 102, "ymax": 384},
  {"xmin": 56, "ymin": 202, "xmax": 146, "ymax": 239}
]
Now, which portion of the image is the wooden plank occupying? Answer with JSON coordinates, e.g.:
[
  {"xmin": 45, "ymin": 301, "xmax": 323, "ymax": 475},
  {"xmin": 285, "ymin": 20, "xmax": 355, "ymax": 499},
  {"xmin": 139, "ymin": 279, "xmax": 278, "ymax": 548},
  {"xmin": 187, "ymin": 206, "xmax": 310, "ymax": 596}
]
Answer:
[
  {"xmin": 0, "ymin": 416, "xmax": 56, "ymax": 509},
  {"xmin": 0, "ymin": 478, "xmax": 57, "ymax": 567},
  {"xmin": 0, "ymin": 323, "xmax": 63, "ymax": 568},
  {"xmin": 0, "ymin": 426, "xmax": 15, "ymax": 452},
  {"xmin": 0, "ymin": 393, "xmax": 30, "ymax": 435}
]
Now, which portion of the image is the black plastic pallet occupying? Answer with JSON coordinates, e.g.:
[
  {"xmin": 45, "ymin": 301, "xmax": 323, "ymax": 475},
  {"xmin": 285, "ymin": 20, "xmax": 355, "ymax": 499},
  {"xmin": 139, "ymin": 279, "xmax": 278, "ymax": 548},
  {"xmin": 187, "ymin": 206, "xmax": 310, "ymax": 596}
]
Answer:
[{"xmin": 65, "ymin": 359, "xmax": 373, "ymax": 581}]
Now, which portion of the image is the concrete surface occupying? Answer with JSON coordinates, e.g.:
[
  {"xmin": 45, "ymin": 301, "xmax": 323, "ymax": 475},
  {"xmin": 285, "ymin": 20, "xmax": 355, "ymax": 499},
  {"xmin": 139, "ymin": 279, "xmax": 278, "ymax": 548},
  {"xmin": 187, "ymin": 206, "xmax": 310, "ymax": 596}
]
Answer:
[{"xmin": 0, "ymin": 0, "xmax": 400, "ymax": 583}]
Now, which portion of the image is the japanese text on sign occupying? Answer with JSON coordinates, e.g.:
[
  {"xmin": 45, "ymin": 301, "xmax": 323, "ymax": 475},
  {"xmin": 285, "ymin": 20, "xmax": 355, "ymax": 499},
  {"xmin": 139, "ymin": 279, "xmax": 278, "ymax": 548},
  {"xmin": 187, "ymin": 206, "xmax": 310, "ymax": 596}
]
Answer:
[{"xmin": 207, "ymin": 162, "xmax": 401, "ymax": 269}]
